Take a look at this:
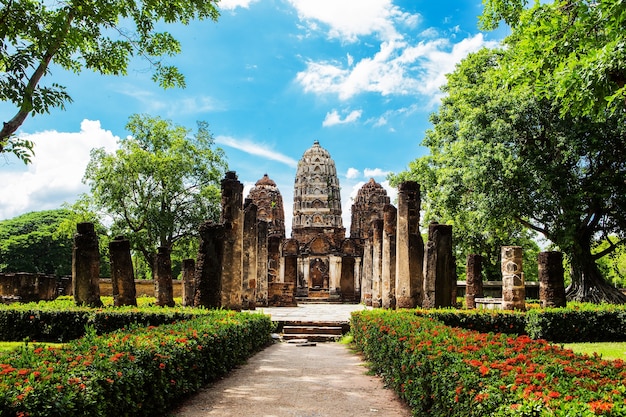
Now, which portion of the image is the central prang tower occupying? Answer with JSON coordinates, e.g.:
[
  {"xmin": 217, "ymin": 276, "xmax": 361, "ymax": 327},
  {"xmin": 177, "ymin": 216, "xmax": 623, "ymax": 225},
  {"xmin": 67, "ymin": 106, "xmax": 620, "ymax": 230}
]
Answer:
[{"xmin": 291, "ymin": 140, "xmax": 345, "ymax": 247}]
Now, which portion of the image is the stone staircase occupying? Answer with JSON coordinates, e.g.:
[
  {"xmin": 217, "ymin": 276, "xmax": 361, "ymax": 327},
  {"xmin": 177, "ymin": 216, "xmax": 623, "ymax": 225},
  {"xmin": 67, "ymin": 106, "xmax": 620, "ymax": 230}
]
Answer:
[{"xmin": 279, "ymin": 320, "xmax": 349, "ymax": 343}]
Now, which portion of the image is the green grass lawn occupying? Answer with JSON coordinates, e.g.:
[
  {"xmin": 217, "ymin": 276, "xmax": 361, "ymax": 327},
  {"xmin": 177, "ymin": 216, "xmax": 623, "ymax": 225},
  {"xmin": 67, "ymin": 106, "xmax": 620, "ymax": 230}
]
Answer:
[{"xmin": 563, "ymin": 342, "xmax": 626, "ymax": 361}]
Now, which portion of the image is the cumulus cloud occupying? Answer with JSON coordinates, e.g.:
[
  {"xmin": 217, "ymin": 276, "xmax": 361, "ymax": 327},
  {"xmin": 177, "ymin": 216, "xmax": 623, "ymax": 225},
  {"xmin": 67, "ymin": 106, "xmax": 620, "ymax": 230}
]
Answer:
[
  {"xmin": 219, "ymin": 0, "xmax": 260, "ymax": 10},
  {"xmin": 290, "ymin": 1, "xmax": 498, "ymax": 103},
  {"xmin": 322, "ymin": 109, "xmax": 362, "ymax": 127},
  {"xmin": 287, "ymin": 0, "xmax": 419, "ymax": 42},
  {"xmin": 346, "ymin": 168, "xmax": 360, "ymax": 179},
  {"xmin": 215, "ymin": 135, "xmax": 298, "ymax": 168},
  {"xmin": 0, "ymin": 120, "xmax": 119, "ymax": 220},
  {"xmin": 297, "ymin": 33, "xmax": 496, "ymax": 101},
  {"xmin": 364, "ymin": 168, "xmax": 391, "ymax": 178}
]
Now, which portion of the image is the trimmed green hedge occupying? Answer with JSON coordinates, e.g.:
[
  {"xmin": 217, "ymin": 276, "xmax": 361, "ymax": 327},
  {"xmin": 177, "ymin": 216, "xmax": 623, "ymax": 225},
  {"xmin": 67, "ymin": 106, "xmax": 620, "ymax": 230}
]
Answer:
[
  {"xmin": 416, "ymin": 309, "xmax": 527, "ymax": 336},
  {"xmin": 525, "ymin": 304, "xmax": 626, "ymax": 342},
  {"xmin": 0, "ymin": 298, "xmax": 217, "ymax": 342},
  {"xmin": 0, "ymin": 310, "xmax": 272, "ymax": 416},
  {"xmin": 352, "ymin": 310, "xmax": 626, "ymax": 416},
  {"xmin": 412, "ymin": 303, "xmax": 626, "ymax": 343}
]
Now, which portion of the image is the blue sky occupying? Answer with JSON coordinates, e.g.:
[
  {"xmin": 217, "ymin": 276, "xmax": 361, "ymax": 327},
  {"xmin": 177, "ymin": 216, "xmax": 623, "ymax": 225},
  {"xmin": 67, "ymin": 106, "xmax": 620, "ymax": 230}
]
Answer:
[{"xmin": 0, "ymin": 0, "xmax": 505, "ymax": 234}]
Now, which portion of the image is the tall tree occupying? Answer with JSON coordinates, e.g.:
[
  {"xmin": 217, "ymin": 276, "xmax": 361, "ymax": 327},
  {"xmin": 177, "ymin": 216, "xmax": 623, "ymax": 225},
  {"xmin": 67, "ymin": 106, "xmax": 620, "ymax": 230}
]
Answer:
[
  {"xmin": 83, "ymin": 114, "xmax": 227, "ymax": 277},
  {"xmin": 0, "ymin": 0, "xmax": 220, "ymax": 163},
  {"xmin": 398, "ymin": 47, "xmax": 626, "ymax": 303},
  {"xmin": 0, "ymin": 209, "xmax": 73, "ymax": 275}
]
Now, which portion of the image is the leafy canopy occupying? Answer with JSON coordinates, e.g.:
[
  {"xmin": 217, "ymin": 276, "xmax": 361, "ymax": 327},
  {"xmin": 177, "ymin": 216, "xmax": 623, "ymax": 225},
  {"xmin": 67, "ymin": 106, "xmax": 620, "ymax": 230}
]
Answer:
[
  {"xmin": 0, "ymin": 209, "xmax": 73, "ymax": 275},
  {"xmin": 82, "ymin": 114, "xmax": 227, "ymax": 274},
  {"xmin": 0, "ymin": 0, "xmax": 220, "ymax": 162},
  {"xmin": 480, "ymin": 0, "xmax": 626, "ymax": 119}
]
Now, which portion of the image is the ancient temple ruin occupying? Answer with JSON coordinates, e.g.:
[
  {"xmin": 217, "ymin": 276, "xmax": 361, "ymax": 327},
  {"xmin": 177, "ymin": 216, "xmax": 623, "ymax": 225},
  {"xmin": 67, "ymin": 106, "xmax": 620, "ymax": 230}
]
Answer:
[
  {"xmin": 282, "ymin": 140, "xmax": 362, "ymax": 301},
  {"xmin": 192, "ymin": 140, "xmax": 556, "ymax": 311}
]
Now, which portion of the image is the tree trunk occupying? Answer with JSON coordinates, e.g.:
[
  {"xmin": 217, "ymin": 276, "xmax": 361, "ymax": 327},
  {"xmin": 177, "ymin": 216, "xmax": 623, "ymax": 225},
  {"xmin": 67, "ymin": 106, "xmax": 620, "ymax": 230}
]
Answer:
[{"xmin": 566, "ymin": 245, "xmax": 626, "ymax": 304}]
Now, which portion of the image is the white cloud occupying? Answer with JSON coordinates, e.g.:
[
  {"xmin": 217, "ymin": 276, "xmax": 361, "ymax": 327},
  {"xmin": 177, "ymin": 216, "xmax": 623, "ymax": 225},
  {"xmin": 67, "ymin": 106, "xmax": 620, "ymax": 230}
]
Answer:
[
  {"xmin": 297, "ymin": 34, "xmax": 496, "ymax": 101},
  {"xmin": 0, "ymin": 120, "xmax": 119, "ymax": 220},
  {"xmin": 346, "ymin": 168, "xmax": 360, "ymax": 179},
  {"xmin": 215, "ymin": 135, "xmax": 298, "ymax": 168},
  {"xmin": 364, "ymin": 168, "xmax": 391, "ymax": 178},
  {"xmin": 219, "ymin": 0, "xmax": 260, "ymax": 10},
  {"xmin": 287, "ymin": 0, "xmax": 419, "ymax": 42},
  {"xmin": 322, "ymin": 109, "xmax": 362, "ymax": 127}
]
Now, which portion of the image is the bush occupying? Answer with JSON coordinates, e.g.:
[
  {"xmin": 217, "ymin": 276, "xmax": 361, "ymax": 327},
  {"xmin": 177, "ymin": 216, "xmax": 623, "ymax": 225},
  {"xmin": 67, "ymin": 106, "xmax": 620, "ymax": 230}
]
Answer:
[
  {"xmin": 0, "ymin": 310, "xmax": 272, "ymax": 416},
  {"xmin": 351, "ymin": 309, "xmax": 626, "ymax": 416},
  {"xmin": 415, "ymin": 309, "xmax": 527, "ymax": 336},
  {"xmin": 0, "ymin": 299, "xmax": 215, "ymax": 342},
  {"xmin": 525, "ymin": 304, "xmax": 626, "ymax": 343}
]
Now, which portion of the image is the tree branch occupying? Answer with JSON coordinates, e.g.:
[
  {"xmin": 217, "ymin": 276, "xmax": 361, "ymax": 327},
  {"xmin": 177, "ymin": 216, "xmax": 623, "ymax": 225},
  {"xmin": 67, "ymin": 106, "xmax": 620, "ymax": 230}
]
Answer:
[{"xmin": 0, "ymin": 9, "xmax": 75, "ymax": 146}]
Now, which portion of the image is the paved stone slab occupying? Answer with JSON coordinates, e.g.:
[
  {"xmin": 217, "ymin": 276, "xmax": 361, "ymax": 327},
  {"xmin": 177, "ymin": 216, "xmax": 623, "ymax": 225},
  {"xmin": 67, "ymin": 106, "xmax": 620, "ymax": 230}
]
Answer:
[
  {"xmin": 246, "ymin": 303, "xmax": 369, "ymax": 322},
  {"xmin": 171, "ymin": 342, "xmax": 411, "ymax": 417}
]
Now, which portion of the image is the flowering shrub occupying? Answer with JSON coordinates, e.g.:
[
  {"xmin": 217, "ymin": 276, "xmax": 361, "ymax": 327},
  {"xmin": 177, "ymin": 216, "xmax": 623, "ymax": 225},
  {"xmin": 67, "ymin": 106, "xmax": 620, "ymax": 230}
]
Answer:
[
  {"xmin": 0, "ymin": 310, "xmax": 272, "ymax": 416},
  {"xmin": 351, "ymin": 310, "xmax": 626, "ymax": 416}
]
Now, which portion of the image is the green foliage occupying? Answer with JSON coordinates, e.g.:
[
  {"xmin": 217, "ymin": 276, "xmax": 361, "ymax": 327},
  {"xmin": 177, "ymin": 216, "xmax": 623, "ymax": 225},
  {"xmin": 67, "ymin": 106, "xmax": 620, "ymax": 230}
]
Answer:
[
  {"xmin": 525, "ymin": 304, "xmax": 626, "ymax": 343},
  {"xmin": 481, "ymin": 0, "xmax": 626, "ymax": 119},
  {"xmin": 0, "ymin": 210, "xmax": 73, "ymax": 275},
  {"xmin": 0, "ymin": 207, "xmax": 111, "ymax": 277},
  {"xmin": 351, "ymin": 309, "xmax": 626, "ymax": 416},
  {"xmin": 416, "ymin": 308, "xmax": 527, "ymax": 336},
  {"xmin": 0, "ymin": 297, "xmax": 218, "ymax": 342},
  {"xmin": 0, "ymin": 0, "xmax": 221, "ymax": 160},
  {"xmin": 0, "ymin": 310, "xmax": 272, "ymax": 416},
  {"xmin": 83, "ymin": 114, "xmax": 227, "ymax": 276},
  {"xmin": 596, "ymin": 238, "xmax": 626, "ymax": 288}
]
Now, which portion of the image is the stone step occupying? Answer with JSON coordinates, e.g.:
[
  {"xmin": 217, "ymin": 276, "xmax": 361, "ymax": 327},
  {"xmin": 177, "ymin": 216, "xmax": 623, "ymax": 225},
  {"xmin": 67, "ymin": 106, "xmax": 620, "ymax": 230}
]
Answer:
[
  {"xmin": 282, "ymin": 320, "xmax": 348, "ymax": 328},
  {"xmin": 283, "ymin": 326, "xmax": 343, "ymax": 335},
  {"xmin": 279, "ymin": 320, "xmax": 349, "ymax": 343},
  {"xmin": 282, "ymin": 333, "xmax": 342, "ymax": 343}
]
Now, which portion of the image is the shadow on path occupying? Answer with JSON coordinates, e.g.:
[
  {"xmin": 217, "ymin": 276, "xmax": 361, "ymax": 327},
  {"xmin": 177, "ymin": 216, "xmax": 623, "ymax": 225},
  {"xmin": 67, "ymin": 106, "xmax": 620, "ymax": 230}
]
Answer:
[{"xmin": 171, "ymin": 342, "xmax": 411, "ymax": 417}]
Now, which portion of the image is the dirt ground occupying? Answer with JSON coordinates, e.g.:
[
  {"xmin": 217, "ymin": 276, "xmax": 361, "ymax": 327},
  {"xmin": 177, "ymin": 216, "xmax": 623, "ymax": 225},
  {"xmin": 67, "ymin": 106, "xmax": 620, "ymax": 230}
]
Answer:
[{"xmin": 170, "ymin": 341, "xmax": 412, "ymax": 417}]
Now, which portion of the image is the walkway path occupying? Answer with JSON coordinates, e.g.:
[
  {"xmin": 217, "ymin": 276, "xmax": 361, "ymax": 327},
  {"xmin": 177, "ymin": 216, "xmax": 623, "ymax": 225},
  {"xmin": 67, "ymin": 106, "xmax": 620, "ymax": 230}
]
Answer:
[{"xmin": 170, "ymin": 304, "xmax": 411, "ymax": 417}]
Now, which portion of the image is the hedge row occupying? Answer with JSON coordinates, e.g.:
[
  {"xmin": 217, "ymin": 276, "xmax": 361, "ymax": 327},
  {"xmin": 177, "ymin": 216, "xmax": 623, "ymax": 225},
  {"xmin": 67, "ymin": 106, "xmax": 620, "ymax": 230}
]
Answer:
[
  {"xmin": 0, "ymin": 310, "xmax": 273, "ymax": 416},
  {"xmin": 351, "ymin": 310, "xmax": 626, "ymax": 416},
  {"xmin": 0, "ymin": 308, "xmax": 202, "ymax": 342},
  {"xmin": 414, "ymin": 303, "xmax": 626, "ymax": 342},
  {"xmin": 0, "ymin": 298, "xmax": 220, "ymax": 342}
]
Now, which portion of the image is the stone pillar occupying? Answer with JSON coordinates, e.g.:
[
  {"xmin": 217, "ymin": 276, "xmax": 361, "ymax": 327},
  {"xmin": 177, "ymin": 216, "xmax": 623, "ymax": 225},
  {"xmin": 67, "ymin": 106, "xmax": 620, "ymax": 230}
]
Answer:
[
  {"xmin": 501, "ymin": 246, "xmax": 525, "ymax": 311},
  {"xmin": 109, "ymin": 236, "xmax": 136, "ymax": 307},
  {"xmin": 538, "ymin": 251, "xmax": 566, "ymax": 308},
  {"xmin": 465, "ymin": 254, "xmax": 483, "ymax": 309},
  {"xmin": 360, "ymin": 237, "xmax": 373, "ymax": 306},
  {"xmin": 256, "ymin": 221, "xmax": 269, "ymax": 307},
  {"xmin": 329, "ymin": 255, "xmax": 342, "ymax": 299},
  {"xmin": 154, "ymin": 246, "xmax": 174, "ymax": 307},
  {"xmin": 422, "ymin": 223, "xmax": 456, "ymax": 309},
  {"xmin": 72, "ymin": 222, "xmax": 103, "ymax": 307},
  {"xmin": 242, "ymin": 200, "xmax": 258, "ymax": 310},
  {"xmin": 194, "ymin": 221, "xmax": 224, "ymax": 308},
  {"xmin": 371, "ymin": 220, "xmax": 383, "ymax": 308},
  {"xmin": 395, "ymin": 181, "xmax": 424, "ymax": 309},
  {"xmin": 220, "ymin": 171, "xmax": 244, "ymax": 310},
  {"xmin": 382, "ymin": 205, "xmax": 397, "ymax": 309},
  {"xmin": 181, "ymin": 258, "xmax": 195, "ymax": 307}
]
